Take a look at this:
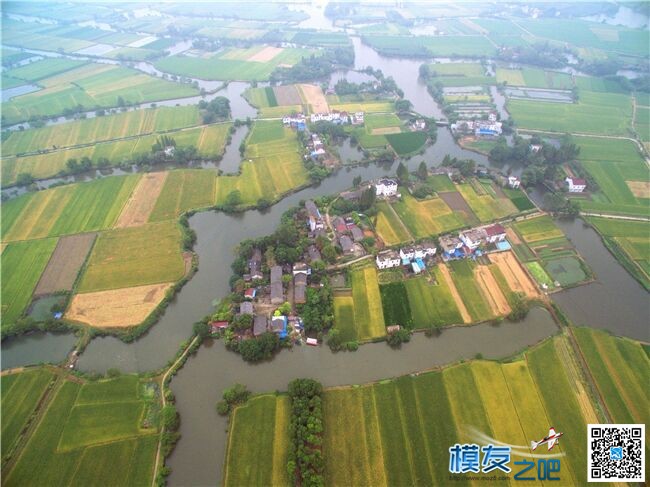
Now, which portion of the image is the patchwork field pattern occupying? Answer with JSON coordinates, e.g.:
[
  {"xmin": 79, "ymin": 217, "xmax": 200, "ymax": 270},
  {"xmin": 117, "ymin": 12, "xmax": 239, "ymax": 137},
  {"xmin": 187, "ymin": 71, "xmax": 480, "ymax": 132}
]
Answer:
[
  {"xmin": 149, "ymin": 170, "xmax": 216, "ymax": 222},
  {"xmin": 574, "ymin": 137, "xmax": 649, "ymax": 216},
  {"xmin": 374, "ymin": 201, "xmax": 412, "ymax": 245},
  {"xmin": 573, "ymin": 328, "xmax": 650, "ymax": 426},
  {"xmin": 215, "ymin": 122, "xmax": 309, "ymax": 206},
  {"xmin": 403, "ymin": 269, "xmax": 464, "ymax": 327},
  {"xmin": 3, "ymin": 374, "xmax": 159, "ymax": 487},
  {"xmin": 2, "ymin": 123, "xmax": 232, "ymax": 186},
  {"xmin": 391, "ymin": 192, "xmax": 467, "ymax": 238},
  {"xmin": 2, "ymin": 106, "xmax": 201, "ymax": 158},
  {"xmin": 2, "ymin": 62, "xmax": 198, "ymax": 125},
  {"xmin": 315, "ymin": 342, "xmax": 589, "ymax": 486},
  {"xmin": 1, "ymin": 368, "xmax": 55, "ymax": 459},
  {"xmin": 508, "ymin": 90, "xmax": 632, "ymax": 136},
  {"xmin": 2, "ymin": 176, "xmax": 139, "ymax": 242},
  {"xmin": 33, "ymin": 233, "xmax": 97, "ymax": 296},
  {"xmin": 154, "ymin": 46, "xmax": 315, "ymax": 81},
  {"xmin": 488, "ymin": 251, "xmax": 540, "ymax": 298}
]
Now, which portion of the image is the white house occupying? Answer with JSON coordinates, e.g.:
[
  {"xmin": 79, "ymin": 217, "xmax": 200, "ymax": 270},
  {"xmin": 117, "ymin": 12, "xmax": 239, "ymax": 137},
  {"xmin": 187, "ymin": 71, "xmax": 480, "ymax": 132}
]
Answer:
[
  {"xmin": 565, "ymin": 177, "xmax": 586, "ymax": 193},
  {"xmin": 483, "ymin": 224, "xmax": 507, "ymax": 243},
  {"xmin": 530, "ymin": 144, "xmax": 543, "ymax": 153},
  {"xmin": 305, "ymin": 200, "xmax": 324, "ymax": 232},
  {"xmin": 508, "ymin": 176, "xmax": 521, "ymax": 189},
  {"xmin": 414, "ymin": 242, "xmax": 436, "ymax": 258},
  {"xmin": 459, "ymin": 227, "xmax": 487, "ymax": 250},
  {"xmin": 352, "ymin": 112, "xmax": 365, "ymax": 125},
  {"xmin": 292, "ymin": 262, "xmax": 311, "ymax": 276},
  {"xmin": 375, "ymin": 178, "xmax": 398, "ymax": 197},
  {"xmin": 399, "ymin": 247, "xmax": 415, "ymax": 261},
  {"xmin": 488, "ymin": 112, "xmax": 498, "ymax": 122},
  {"xmin": 376, "ymin": 250, "xmax": 401, "ymax": 269}
]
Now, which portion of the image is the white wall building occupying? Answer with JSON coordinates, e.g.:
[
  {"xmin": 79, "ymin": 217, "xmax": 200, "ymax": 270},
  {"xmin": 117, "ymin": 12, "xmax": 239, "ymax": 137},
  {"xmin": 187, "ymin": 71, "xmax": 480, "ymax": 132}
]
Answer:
[
  {"xmin": 376, "ymin": 250, "xmax": 401, "ymax": 269},
  {"xmin": 375, "ymin": 178, "xmax": 398, "ymax": 197},
  {"xmin": 565, "ymin": 177, "xmax": 587, "ymax": 193}
]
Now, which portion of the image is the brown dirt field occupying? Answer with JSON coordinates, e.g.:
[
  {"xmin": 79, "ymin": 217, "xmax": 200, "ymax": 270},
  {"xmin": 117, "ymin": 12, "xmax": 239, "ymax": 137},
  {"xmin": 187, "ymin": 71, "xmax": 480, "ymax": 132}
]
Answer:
[
  {"xmin": 488, "ymin": 251, "xmax": 539, "ymax": 299},
  {"xmin": 65, "ymin": 282, "xmax": 172, "ymax": 328},
  {"xmin": 371, "ymin": 127, "xmax": 402, "ymax": 135},
  {"xmin": 34, "ymin": 233, "xmax": 97, "ymax": 296},
  {"xmin": 247, "ymin": 46, "xmax": 284, "ymax": 63},
  {"xmin": 505, "ymin": 227, "xmax": 522, "ymax": 245},
  {"xmin": 474, "ymin": 265, "xmax": 511, "ymax": 316},
  {"xmin": 115, "ymin": 172, "xmax": 167, "ymax": 228},
  {"xmin": 626, "ymin": 180, "xmax": 650, "ymax": 198},
  {"xmin": 438, "ymin": 264, "xmax": 472, "ymax": 324},
  {"xmin": 273, "ymin": 85, "xmax": 302, "ymax": 106},
  {"xmin": 298, "ymin": 84, "xmax": 329, "ymax": 114},
  {"xmin": 438, "ymin": 191, "xmax": 479, "ymax": 224}
]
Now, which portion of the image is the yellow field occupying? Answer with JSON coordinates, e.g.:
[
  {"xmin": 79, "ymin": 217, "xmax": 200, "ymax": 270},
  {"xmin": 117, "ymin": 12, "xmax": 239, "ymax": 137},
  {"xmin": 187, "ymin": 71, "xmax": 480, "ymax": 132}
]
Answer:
[
  {"xmin": 329, "ymin": 102, "xmax": 394, "ymax": 113},
  {"xmin": 496, "ymin": 68, "xmax": 525, "ymax": 86},
  {"xmin": 65, "ymin": 282, "xmax": 172, "ymax": 328},
  {"xmin": 3, "ymin": 186, "xmax": 73, "ymax": 241},
  {"xmin": 115, "ymin": 172, "xmax": 167, "ymax": 228}
]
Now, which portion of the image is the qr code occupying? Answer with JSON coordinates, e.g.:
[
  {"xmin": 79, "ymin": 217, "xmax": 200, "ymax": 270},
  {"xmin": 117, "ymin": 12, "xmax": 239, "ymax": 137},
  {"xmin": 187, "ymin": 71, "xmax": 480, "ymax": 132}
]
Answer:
[{"xmin": 588, "ymin": 424, "xmax": 645, "ymax": 482}]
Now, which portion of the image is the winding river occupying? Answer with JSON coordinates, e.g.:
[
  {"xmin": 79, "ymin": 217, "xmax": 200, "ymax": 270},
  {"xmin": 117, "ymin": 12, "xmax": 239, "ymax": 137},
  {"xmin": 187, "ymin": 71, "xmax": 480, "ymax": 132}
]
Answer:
[{"xmin": 2, "ymin": 24, "xmax": 649, "ymax": 487}]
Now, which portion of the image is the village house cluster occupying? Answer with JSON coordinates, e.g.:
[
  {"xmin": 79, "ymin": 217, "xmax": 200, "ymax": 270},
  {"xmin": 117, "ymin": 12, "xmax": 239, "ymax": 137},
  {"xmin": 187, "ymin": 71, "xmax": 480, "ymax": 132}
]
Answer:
[
  {"xmin": 376, "ymin": 242, "xmax": 436, "ymax": 273},
  {"xmin": 451, "ymin": 113, "xmax": 503, "ymax": 137},
  {"xmin": 440, "ymin": 223, "xmax": 508, "ymax": 261},
  {"xmin": 309, "ymin": 110, "xmax": 364, "ymax": 125},
  {"xmin": 212, "ymin": 244, "xmax": 324, "ymax": 342},
  {"xmin": 331, "ymin": 214, "xmax": 366, "ymax": 257},
  {"xmin": 376, "ymin": 222, "xmax": 509, "ymax": 272}
]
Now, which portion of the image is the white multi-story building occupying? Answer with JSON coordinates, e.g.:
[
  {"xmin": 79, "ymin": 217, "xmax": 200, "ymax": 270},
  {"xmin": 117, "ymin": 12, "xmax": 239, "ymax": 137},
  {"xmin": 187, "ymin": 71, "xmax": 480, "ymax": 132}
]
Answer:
[
  {"xmin": 565, "ymin": 177, "xmax": 587, "ymax": 193},
  {"xmin": 508, "ymin": 176, "xmax": 521, "ymax": 189},
  {"xmin": 375, "ymin": 178, "xmax": 398, "ymax": 197},
  {"xmin": 376, "ymin": 250, "xmax": 401, "ymax": 269}
]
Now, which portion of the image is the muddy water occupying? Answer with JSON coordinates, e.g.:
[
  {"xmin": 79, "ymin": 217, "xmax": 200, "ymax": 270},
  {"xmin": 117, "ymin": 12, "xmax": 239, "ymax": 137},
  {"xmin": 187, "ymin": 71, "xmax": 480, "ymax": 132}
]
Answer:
[
  {"xmin": 1, "ymin": 332, "xmax": 77, "ymax": 369},
  {"xmin": 351, "ymin": 37, "xmax": 445, "ymax": 119},
  {"xmin": 167, "ymin": 308, "xmax": 559, "ymax": 486},
  {"xmin": 552, "ymin": 218, "xmax": 650, "ymax": 342}
]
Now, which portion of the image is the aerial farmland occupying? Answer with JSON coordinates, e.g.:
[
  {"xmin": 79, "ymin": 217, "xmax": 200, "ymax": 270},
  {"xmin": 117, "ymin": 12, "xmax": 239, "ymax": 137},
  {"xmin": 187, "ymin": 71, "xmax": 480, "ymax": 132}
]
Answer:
[{"xmin": 1, "ymin": 1, "xmax": 648, "ymax": 486}]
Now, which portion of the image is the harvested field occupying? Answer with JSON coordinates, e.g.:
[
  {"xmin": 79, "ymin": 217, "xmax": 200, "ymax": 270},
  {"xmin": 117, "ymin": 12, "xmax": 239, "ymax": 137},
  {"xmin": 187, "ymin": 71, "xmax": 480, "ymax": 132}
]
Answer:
[
  {"xmin": 33, "ymin": 233, "xmax": 96, "ymax": 296},
  {"xmin": 626, "ymin": 180, "xmax": 650, "ymax": 198},
  {"xmin": 298, "ymin": 83, "xmax": 329, "ymax": 113},
  {"xmin": 474, "ymin": 265, "xmax": 511, "ymax": 316},
  {"xmin": 114, "ymin": 172, "xmax": 167, "ymax": 228},
  {"xmin": 273, "ymin": 84, "xmax": 302, "ymax": 106},
  {"xmin": 65, "ymin": 282, "xmax": 172, "ymax": 327},
  {"xmin": 438, "ymin": 191, "xmax": 479, "ymax": 223},
  {"xmin": 488, "ymin": 251, "xmax": 539, "ymax": 298},
  {"xmin": 247, "ymin": 46, "xmax": 283, "ymax": 63},
  {"xmin": 371, "ymin": 126, "xmax": 401, "ymax": 135},
  {"xmin": 505, "ymin": 227, "xmax": 521, "ymax": 245},
  {"xmin": 437, "ymin": 264, "xmax": 472, "ymax": 323}
]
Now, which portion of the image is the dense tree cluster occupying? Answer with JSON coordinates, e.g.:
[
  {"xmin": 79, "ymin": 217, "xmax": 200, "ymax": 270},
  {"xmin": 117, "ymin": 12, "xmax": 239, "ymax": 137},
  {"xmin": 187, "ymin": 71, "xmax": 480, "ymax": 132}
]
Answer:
[
  {"xmin": 216, "ymin": 383, "xmax": 251, "ymax": 415},
  {"xmin": 287, "ymin": 379, "xmax": 324, "ymax": 487},
  {"xmin": 386, "ymin": 328, "xmax": 411, "ymax": 347},
  {"xmin": 270, "ymin": 47, "xmax": 354, "ymax": 83},
  {"xmin": 231, "ymin": 331, "xmax": 280, "ymax": 362},
  {"xmin": 496, "ymin": 43, "xmax": 567, "ymax": 69},
  {"xmin": 489, "ymin": 136, "xmax": 580, "ymax": 187},
  {"xmin": 298, "ymin": 281, "xmax": 333, "ymax": 333},
  {"xmin": 198, "ymin": 96, "xmax": 231, "ymax": 123}
]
